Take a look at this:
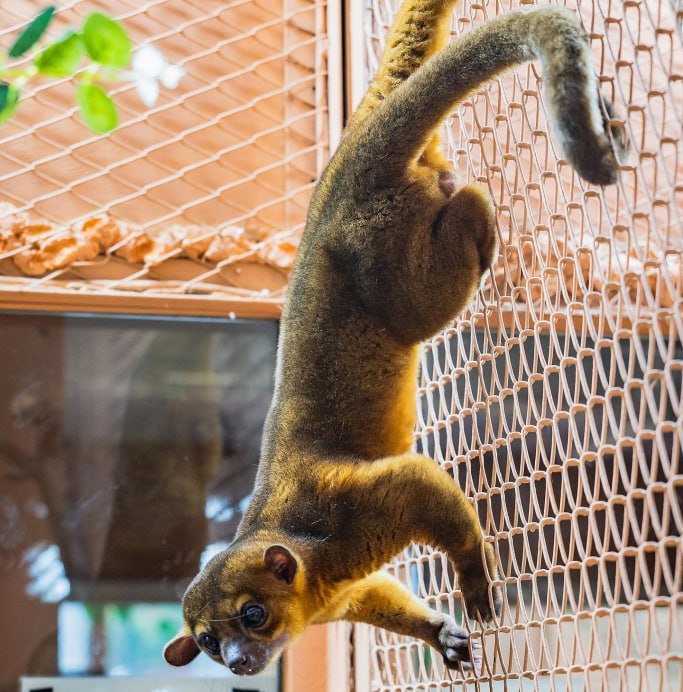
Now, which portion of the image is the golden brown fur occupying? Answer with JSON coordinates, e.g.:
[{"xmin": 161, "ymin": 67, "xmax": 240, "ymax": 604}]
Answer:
[{"xmin": 164, "ymin": 0, "xmax": 622, "ymax": 676}]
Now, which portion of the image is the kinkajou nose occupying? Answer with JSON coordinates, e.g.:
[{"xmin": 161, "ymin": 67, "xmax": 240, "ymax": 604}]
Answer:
[{"xmin": 227, "ymin": 652, "xmax": 250, "ymax": 674}]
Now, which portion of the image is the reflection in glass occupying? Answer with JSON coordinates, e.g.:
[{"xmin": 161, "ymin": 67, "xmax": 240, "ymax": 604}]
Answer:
[{"xmin": 0, "ymin": 313, "xmax": 278, "ymax": 689}]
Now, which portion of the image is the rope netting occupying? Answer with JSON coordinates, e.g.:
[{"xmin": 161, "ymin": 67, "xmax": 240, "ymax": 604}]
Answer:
[
  {"xmin": 360, "ymin": 0, "xmax": 682, "ymax": 689},
  {"xmin": 0, "ymin": 0, "xmax": 329, "ymax": 313}
]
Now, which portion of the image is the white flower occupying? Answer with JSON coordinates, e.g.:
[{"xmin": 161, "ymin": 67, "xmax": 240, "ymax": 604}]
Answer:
[{"xmin": 132, "ymin": 44, "xmax": 185, "ymax": 107}]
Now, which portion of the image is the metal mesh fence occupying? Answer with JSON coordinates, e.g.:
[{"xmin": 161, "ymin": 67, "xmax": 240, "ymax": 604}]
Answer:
[
  {"xmin": 0, "ymin": 0, "xmax": 331, "ymax": 316},
  {"xmin": 358, "ymin": 0, "xmax": 683, "ymax": 689}
]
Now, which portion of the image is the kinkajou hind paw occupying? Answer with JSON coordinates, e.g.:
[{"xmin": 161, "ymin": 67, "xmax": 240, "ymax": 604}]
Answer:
[
  {"xmin": 459, "ymin": 542, "xmax": 502, "ymax": 624},
  {"xmin": 462, "ymin": 584, "xmax": 503, "ymax": 624},
  {"xmin": 438, "ymin": 615, "xmax": 483, "ymax": 675},
  {"xmin": 461, "ymin": 576, "xmax": 502, "ymax": 625}
]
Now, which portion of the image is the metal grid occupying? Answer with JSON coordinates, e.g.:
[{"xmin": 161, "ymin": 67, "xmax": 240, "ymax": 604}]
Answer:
[
  {"xmin": 358, "ymin": 0, "xmax": 683, "ymax": 689},
  {"xmin": 0, "ymin": 0, "xmax": 332, "ymax": 316}
]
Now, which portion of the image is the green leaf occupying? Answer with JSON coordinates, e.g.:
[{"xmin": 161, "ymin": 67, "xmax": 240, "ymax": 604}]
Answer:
[
  {"xmin": 0, "ymin": 83, "xmax": 20, "ymax": 125},
  {"xmin": 76, "ymin": 83, "xmax": 118, "ymax": 134},
  {"xmin": 82, "ymin": 13, "xmax": 131, "ymax": 68},
  {"xmin": 8, "ymin": 6, "xmax": 56, "ymax": 58},
  {"xmin": 34, "ymin": 31, "xmax": 84, "ymax": 77}
]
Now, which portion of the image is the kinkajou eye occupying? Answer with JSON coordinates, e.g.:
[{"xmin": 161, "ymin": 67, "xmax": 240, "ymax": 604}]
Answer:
[
  {"xmin": 241, "ymin": 603, "xmax": 267, "ymax": 628},
  {"xmin": 199, "ymin": 632, "xmax": 220, "ymax": 655}
]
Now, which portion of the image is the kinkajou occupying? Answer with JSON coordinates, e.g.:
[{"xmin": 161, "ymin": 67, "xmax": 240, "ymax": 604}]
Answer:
[{"xmin": 164, "ymin": 0, "xmax": 623, "ymax": 675}]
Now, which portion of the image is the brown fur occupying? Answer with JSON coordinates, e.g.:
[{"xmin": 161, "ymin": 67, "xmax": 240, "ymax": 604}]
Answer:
[{"xmin": 164, "ymin": 0, "xmax": 622, "ymax": 676}]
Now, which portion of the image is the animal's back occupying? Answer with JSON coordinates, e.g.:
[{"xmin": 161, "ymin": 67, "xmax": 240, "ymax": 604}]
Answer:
[{"xmin": 262, "ymin": 211, "xmax": 420, "ymax": 463}]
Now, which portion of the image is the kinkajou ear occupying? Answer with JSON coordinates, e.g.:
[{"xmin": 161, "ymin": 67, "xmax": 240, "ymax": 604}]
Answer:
[
  {"xmin": 264, "ymin": 544, "xmax": 298, "ymax": 585},
  {"xmin": 164, "ymin": 626, "xmax": 200, "ymax": 666}
]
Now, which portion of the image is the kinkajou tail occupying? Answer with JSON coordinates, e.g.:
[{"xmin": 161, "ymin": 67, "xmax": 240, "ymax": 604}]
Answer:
[{"xmin": 350, "ymin": 6, "xmax": 625, "ymax": 185}]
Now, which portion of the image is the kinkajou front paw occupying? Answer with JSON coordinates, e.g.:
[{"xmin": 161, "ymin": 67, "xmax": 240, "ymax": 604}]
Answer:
[{"xmin": 438, "ymin": 614, "xmax": 482, "ymax": 675}]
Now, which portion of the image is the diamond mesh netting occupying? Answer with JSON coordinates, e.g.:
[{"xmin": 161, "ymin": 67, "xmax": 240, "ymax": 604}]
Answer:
[
  {"xmin": 359, "ymin": 0, "xmax": 683, "ymax": 689},
  {"xmin": 0, "ymin": 0, "xmax": 330, "ymax": 315}
]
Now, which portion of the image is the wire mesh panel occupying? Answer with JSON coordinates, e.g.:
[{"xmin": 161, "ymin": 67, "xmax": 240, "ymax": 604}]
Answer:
[
  {"xmin": 0, "ymin": 0, "xmax": 332, "ymax": 315},
  {"xmin": 358, "ymin": 0, "xmax": 683, "ymax": 689}
]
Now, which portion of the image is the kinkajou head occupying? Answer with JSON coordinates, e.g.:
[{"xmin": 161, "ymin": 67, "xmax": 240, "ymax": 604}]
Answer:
[{"xmin": 165, "ymin": 541, "xmax": 306, "ymax": 674}]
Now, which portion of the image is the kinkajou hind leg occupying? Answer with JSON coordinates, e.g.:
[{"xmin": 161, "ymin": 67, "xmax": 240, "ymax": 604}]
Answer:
[{"xmin": 381, "ymin": 181, "xmax": 498, "ymax": 344}]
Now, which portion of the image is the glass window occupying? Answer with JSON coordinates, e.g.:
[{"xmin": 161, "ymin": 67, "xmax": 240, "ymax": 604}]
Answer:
[{"xmin": 0, "ymin": 312, "xmax": 279, "ymax": 690}]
